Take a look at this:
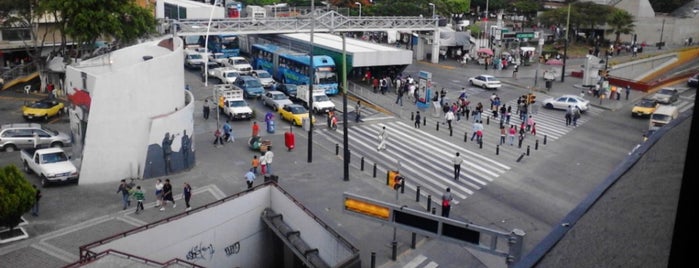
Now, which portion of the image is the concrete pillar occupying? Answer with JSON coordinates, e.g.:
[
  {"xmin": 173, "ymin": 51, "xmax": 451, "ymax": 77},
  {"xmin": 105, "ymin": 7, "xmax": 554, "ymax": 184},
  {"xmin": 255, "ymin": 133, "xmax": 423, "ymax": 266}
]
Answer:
[{"xmin": 431, "ymin": 29, "xmax": 440, "ymax": 64}]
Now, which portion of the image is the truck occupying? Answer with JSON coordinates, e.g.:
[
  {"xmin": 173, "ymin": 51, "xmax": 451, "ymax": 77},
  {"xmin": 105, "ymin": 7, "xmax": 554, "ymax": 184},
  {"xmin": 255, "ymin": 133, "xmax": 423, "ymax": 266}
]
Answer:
[
  {"xmin": 245, "ymin": 5, "xmax": 266, "ymax": 21},
  {"xmin": 208, "ymin": 67, "xmax": 241, "ymax": 84},
  {"xmin": 184, "ymin": 48, "xmax": 208, "ymax": 70},
  {"xmin": 296, "ymin": 85, "xmax": 335, "ymax": 114},
  {"xmin": 222, "ymin": 56, "xmax": 253, "ymax": 75},
  {"xmin": 214, "ymin": 84, "xmax": 254, "ymax": 120},
  {"xmin": 21, "ymin": 147, "xmax": 79, "ymax": 187}
]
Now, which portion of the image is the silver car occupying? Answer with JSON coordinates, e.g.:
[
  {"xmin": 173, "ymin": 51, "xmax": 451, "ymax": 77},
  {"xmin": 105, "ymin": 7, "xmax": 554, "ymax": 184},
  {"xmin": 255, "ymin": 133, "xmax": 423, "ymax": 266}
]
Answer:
[
  {"xmin": 0, "ymin": 123, "xmax": 72, "ymax": 152},
  {"xmin": 652, "ymin": 88, "xmax": 679, "ymax": 104},
  {"xmin": 261, "ymin": 91, "xmax": 293, "ymax": 111}
]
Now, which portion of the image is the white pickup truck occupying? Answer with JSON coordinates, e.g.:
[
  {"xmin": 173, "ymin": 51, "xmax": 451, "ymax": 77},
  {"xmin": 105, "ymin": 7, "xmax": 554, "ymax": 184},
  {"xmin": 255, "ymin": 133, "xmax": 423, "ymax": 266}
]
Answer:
[
  {"xmin": 21, "ymin": 147, "xmax": 79, "ymax": 186},
  {"xmin": 221, "ymin": 56, "xmax": 253, "ymax": 75},
  {"xmin": 296, "ymin": 85, "xmax": 335, "ymax": 114},
  {"xmin": 214, "ymin": 85, "xmax": 253, "ymax": 120},
  {"xmin": 208, "ymin": 67, "xmax": 241, "ymax": 84}
]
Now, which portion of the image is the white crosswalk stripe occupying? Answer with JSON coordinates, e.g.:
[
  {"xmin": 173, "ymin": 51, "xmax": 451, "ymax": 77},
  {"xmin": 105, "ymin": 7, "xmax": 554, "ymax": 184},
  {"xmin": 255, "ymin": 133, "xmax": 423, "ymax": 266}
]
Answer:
[{"xmin": 315, "ymin": 121, "xmax": 511, "ymax": 202}]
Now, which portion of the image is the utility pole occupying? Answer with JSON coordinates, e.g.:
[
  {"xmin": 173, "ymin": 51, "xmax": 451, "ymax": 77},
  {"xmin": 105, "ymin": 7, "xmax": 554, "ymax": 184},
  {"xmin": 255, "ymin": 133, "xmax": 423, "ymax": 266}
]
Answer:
[
  {"xmin": 561, "ymin": 4, "xmax": 571, "ymax": 83},
  {"xmin": 307, "ymin": 0, "xmax": 315, "ymax": 163},
  {"xmin": 342, "ymin": 33, "xmax": 349, "ymax": 181}
]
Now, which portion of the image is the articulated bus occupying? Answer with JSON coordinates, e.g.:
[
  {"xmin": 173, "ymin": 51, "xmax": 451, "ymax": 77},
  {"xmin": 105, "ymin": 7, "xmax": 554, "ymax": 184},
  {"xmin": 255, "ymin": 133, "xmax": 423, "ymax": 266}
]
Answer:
[
  {"xmin": 200, "ymin": 34, "xmax": 240, "ymax": 58},
  {"xmin": 250, "ymin": 43, "xmax": 339, "ymax": 95}
]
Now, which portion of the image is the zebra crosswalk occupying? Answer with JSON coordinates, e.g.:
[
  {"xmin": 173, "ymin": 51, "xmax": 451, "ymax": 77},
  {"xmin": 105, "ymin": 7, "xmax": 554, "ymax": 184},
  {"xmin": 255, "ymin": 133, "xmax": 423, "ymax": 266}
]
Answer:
[{"xmin": 315, "ymin": 121, "xmax": 511, "ymax": 203}]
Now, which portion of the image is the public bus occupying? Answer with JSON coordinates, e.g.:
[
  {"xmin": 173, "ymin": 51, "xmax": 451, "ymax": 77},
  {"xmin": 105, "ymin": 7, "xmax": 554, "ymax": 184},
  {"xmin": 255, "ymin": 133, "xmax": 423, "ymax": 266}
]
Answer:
[
  {"xmin": 200, "ymin": 34, "xmax": 240, "ymax": 58},
  {"xmin": 250, "ymin": 43, "xmax": 339, "ymax": 95}
]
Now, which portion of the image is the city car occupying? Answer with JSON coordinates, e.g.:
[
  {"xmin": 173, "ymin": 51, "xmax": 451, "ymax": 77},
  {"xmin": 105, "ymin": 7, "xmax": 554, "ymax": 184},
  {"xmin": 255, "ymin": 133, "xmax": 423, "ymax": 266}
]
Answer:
[
  {"xmin": 542, "ymin": 94, "xmax": 590, "ymax": 112},
  {"xmin": 687, "ymin": 73, "xmax": 698, "ymax": 88},
  {"xmin": 22, "ymin": 99, "xmax": 65, "ymax": 121},
  {"xmin": 251, "ymin": 70, "xmax": 276, "ymax": 89},
  {"xmin": 277, "ymin": 83, "xmax": 298, "ymax": 99},
  {"xmin": 0, "ymin": 123, "xmax": 72, "ymax": 152},
  {"xmin": 652, "ymin": 88, "xmax": 679, "ymax": 104},
  {"xmin": 631, "ymin": 98, "xmax": 659, "ymax": 117},
  {"xmin": 261, "ymin": 91, "xmax": 293, "ymax": 111},
  {"xmin": 279, "ymin": 104, "xmax": 316, "ymax": 126},
  {"xmin": 468, "ymin": 74, "xmax": 501, "ymax": 89}
]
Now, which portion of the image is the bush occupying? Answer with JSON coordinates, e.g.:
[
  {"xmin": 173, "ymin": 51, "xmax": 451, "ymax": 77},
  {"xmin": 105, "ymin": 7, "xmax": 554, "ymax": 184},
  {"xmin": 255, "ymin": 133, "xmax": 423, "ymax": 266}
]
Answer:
[{"xmin": 0, "ymin": 165, "xmax": 35, "ymax": 231}]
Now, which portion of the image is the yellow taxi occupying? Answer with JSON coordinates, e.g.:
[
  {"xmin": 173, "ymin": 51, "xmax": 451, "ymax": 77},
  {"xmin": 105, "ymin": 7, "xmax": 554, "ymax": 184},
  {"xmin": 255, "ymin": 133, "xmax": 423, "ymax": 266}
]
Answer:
[
  {"xmin": 631, "ymin": 98, "xmax": 658, "ymax": 117},
  {"xmin": 279, "ymin": 104, "xmax": 316, "ymax": 126},
  {"xmin": 22, "ymin": 99, "xmax": 65, "ymax": 121}
]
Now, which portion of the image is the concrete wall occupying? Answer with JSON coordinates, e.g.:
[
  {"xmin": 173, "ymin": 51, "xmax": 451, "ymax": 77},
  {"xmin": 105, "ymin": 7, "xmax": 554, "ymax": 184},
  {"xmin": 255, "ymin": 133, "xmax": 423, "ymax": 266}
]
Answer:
[
  {"xmin": 615, "ymin": 15, "xmax": 699, "ymax": 47},
  {"xmin": 65, "ymin": 37, "xmax": 194, "ymax": 184},
  {"xmin": 156, "ymin": 0, "xmax": 226, "ymax": 19}
]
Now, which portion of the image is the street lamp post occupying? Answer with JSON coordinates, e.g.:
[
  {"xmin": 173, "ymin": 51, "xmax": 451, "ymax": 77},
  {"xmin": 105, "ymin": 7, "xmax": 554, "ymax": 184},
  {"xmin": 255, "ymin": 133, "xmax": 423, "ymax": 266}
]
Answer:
[
  {"xmin": 484, "ymin": 0, "xmax": 489, "ymax": 48},
  {"xmin": 355, "ymin": 2, "xmax": 361, "ymax": 18}
]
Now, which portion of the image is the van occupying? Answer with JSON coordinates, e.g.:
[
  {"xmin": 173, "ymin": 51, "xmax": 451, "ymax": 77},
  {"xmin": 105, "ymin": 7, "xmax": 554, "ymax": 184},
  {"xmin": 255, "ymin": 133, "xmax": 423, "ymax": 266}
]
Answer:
[
  {"xmin": 649, "ymin": 105, "xmax": 679, "ymax": 130},
  {"xmin": 0, "ymin": 123, "xmax": 72, "ymax": 152}
]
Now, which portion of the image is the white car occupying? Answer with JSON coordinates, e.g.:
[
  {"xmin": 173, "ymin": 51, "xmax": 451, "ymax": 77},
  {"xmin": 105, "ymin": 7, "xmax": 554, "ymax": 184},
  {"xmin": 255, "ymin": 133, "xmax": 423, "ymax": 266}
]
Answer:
[
  {"xmin": 468, "ymin": 74, "xmax": 501, "ymax": 89},
  {"xmin": 252, "ymin": 70, "xmax": 276, "ymax": 89},
  {"xmin": 542, "ymin": 94, "xmax": 590, "ymax": 112},
  {"xmin": 209, "ymin": 52, "xmax": 228, "ymax": 66},
  {"xmin": 261, "ymin": 91, "xmax": 293, "ymax": 111}
]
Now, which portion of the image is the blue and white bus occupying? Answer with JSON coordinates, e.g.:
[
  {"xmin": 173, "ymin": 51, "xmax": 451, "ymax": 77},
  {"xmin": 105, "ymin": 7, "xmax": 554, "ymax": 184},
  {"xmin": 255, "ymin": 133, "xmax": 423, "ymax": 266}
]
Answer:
[
  {"xmin": 200, "ymin": 34, "xmax": 240, "ymax": 58},
  {"xmin": 251, "ymin": 43, "xmax": 339, "ymax": 95}
]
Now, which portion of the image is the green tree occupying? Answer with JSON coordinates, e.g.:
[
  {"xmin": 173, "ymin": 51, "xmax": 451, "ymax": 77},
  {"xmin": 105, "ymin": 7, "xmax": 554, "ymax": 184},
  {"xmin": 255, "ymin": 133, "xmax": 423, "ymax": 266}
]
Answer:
[
  {"xmin": 607, "ymin": 9, "xmax": 634, "ymax": 44},
  {"xmin": 511, "ymin": 0, "xmax": 539, "ymax": 22},
  {"xmin": 0, "ymin": 165, "xmax": 36, "ymax": 232}
]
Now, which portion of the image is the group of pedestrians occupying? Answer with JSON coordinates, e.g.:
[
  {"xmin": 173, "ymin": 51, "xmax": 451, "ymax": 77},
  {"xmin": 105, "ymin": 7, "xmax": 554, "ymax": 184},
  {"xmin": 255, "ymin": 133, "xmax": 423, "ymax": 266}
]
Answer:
[{"xmin": 117, "ymin": 178, "xmax": 193, "ymax": 214}]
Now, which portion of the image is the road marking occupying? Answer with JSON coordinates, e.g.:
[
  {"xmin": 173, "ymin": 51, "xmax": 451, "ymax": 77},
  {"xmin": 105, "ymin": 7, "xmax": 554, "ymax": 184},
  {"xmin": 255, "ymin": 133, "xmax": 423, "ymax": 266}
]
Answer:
[{"xmin": 404, "ymin": 254, "xmax": 428, "ymax": 268}]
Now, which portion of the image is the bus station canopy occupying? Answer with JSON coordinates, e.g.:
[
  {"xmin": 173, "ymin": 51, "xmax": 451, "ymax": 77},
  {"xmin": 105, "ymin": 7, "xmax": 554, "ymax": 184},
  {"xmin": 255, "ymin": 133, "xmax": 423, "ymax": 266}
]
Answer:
[{"xmin": 281, "ymin": 33, "xmax": 413, "ymax": 67}]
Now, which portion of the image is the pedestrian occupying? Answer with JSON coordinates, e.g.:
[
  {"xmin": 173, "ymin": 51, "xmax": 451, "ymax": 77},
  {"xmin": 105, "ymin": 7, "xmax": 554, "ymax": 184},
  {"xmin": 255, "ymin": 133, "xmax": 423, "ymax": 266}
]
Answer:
[
  {"xmin": 508, "ymin": 125, "xmax": 516, "ymax": 145},
  {"xmin": 445, "ymin": 109, "xmax": 454, "ymax": 130},
  {"xmin": 354, "ymin": 101, "xmax": 361, "ymax": 122},
  {"xmin": 499, "ymin": 125, "xmax": 506, "ymax": 145},
  {"xmin": 615, "ymin": 87, "xmax": 621, "ymax": 100},
  {"xmin": 33, "ymin": 132, "xmax": 40, "ymax": 148},
  {"xmin": 251, "ymin": 155, "xmax": 260, "ymax": 175},
  {"xmin": 245, "ymin": 168, "xmax": 256, "ymax": 189},
  {"xmin": 506, "ymin": 106, "xmax": 512, "ymax": 125},
  {"xmin": 464, "ymin": 103, "xmax": 471, "ymax": 121},
  {"xmin": 126, "ymin": 178, "xmax": 136, "ymax": 206},
  {"xmin": 223, "ymin": 120, "xmax": 234, "ymax": 142},
  {"xmin": 31, "ymin": 184, "xmax": 41, "ymax": 216},
  {"xmin": 414, "ymin": 111, "xmax": 421, "ymax": 128},
  {"xmin": 377, "ymin": 126, "xmax": 388, "ymax": 151},
  {"xmin": 526, "ymin": 116, "xmax": 535, "ymax": 132},
  {"xmin": 183, "ymin": 182, "xmax": 192, "ymax": 211},
  {"xmin": 252, "ymin": 121, "xmax": 259, "ymax": 137},
  {"xmin": 116, "ymin": 179, "xmax": 130, "ymax": 210},
  {"xmin": 213, "ymin": 127, "xmax": 224, "ymax": 147},
  {"xmin": 565, "ymin": 106, "xmax": 573, "ymax": 126},
  {"xmin": 203, "ymin": 99, "xmax": 210, "ymax": 120},
  {"xmin": 133, "ymin": 186, "xmax": 145, "ymax": 214},
  {"xmin": 572, "ymin": 107, "xmax": 581, "ymax": 126},
  {"xmin": 439, "ymin": 88, "xmax": 447, "ymax": 106},
  {"xmin": 372, "ymin": 77, "xmax": 379, "ymax": 93},
  {"xmin": 155, "ymin": 179, "xmax": 164, "ymax": 207},
  {"xmin": 395, "ymin": 84, "xmax": 404, "ymax": 106},
  {"xmin": 160, "ymin": 179, "xmax": 175, "ymax": 211},
  {"xmin": 625, "ymin": 85, "xmax": 631, "ymax": 100},
  {"xmin": 452, "ymin": 152, "xmax": 463, "ymax": 180},
  {"xmin": 260, "ymin": 152, "xmax": 267, "ymax": 175},
  {"xmin": 441, "ymin": 187, "xmax": 454, "ymax": 218},
  {"xmin": 513, "ymin": 64, "xmax": 519, "ymax": 79},
  {"xmin": 470, "ymin": 120, "xmax": 480, "ymax": 141},
  {"xmin": 263, "ymin": 148, "xmax": 274, "ymax": 175},
  {"xmin": 530, "ymin": 122, "xmax": 537, "ymax": 135}
]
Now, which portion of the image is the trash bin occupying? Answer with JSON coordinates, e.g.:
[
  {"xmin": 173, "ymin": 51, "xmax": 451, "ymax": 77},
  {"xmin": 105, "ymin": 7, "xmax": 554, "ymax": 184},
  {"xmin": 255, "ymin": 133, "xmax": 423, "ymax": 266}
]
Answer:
[
  {"xmin": 302, "ymin": 117, "xmax": 310, "ymax": 131},
  {"xmin": 284, "ymin": 131, "xmax": 295, "ymax": 151},
  {"xmin": 267, "ymin": 120, "xmax": 275, "ymax": 133}
]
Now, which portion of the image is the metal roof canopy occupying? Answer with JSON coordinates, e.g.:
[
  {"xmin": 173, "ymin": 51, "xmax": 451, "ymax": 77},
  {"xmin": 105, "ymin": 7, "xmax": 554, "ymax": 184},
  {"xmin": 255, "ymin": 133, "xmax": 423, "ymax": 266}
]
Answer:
[{"xmin": 280, "ymin": 33, "xmax": 413, "ymax": 67}]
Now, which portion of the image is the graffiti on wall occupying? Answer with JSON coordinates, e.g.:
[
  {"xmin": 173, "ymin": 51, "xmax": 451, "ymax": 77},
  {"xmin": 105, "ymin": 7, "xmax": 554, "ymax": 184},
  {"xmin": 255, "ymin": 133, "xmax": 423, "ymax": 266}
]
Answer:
[
  {"xmin": 224, "ymin": 242, "xmax": 241, "ymax": 256},
  {"xmin": 186, "ymin": 242, "xmax": 215, "ymax": 261}
]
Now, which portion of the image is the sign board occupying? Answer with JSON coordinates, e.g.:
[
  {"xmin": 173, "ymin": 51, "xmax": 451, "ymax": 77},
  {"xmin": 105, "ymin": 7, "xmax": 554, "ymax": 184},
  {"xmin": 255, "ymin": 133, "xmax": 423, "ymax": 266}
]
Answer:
[{"xmin": 516, "ymin": 32, "xmax": 535, "ymax": 39}]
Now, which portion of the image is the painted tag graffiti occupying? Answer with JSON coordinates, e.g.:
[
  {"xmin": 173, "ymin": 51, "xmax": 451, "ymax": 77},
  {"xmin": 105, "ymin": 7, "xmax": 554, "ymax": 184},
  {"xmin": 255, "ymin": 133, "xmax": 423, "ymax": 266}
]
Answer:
[
  {"xmin": 224, "ymin": 241, "xmax": 241, "ymax": 256},
  {"xmin": 186, "ymin": 242, "xmax": 215, "ymax": 261}
]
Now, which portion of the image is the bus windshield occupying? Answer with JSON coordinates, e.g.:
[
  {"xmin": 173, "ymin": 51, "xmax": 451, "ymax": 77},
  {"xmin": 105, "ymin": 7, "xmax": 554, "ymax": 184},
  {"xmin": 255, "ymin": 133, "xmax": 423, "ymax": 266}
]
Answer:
[{"xmin": 316, "ymin": 71, "xmax": 337, "ymax": 84}]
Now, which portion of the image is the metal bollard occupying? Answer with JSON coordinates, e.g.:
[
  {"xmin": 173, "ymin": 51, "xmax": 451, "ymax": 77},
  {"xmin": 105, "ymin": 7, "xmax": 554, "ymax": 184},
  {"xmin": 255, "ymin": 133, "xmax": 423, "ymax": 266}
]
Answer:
[
  {"xmin": 496, "ymin": 144, "xmax": 499, "ymax": 155},
  {"xmin": 411, "ymin": 112, "xmax": 414, "ymax": 121},
  {"xmin": 535, "ymin": 139, "xmax": 539, "ymax": 150},
  {"xmin": 544, "ymin": 135, "xmax": 547, "ymax": 145},
  {"xmin": 517, "ymin": 152, "xmax": 525, "ymax": 162},
  {"xmin": 401, "ymin": 177, "xmax": 405, "ymax": 194},
  {"xmin": 416, "ymin": 186, "xmax": 421, "ymax": 202},
  {"xmin": 527, "ymin": 145, "xmax": 530, "ymax": 156},
  {"xmin": 487, "ymin": 116, "xmax": 490, "ymax": 125},
  {"xmin": 411, "ymin": 233, "xmax": 417, "ymax": 249},
  {"xmin": 464, "ymin": 132, "xmax": 468, "ymax": 142},
  {"xmin": 423, "ymin": 117, "xmax": 426, "ymax": 126},
  {"xmin": 479, "ymin": 139, "xmax": 483, "ymax": 149},
  {"xmin": 518, "ymin": 137, "xmax": 523, "ymax": 148},
  {"xmin": 431, "ymin": 207, "xmax": 436, "ymax": 215},
  {"xmin": 391, "ymin": 241, "xmax": 398, "ymax": 261},
  {"xmin": 373, "ymin": 163, "xmax": 377, "ymax": 178},
  {"xmin": 361, "ymin": 157, "xmax": 365, "ymax": 171},
  {"xmin": 436, "ymin": 122, "xmax": 439, "ymax": 131},
  {"xmin": 371, "ymin": 252, "xmax": 376, "ymax": 268},
  {"xmin": 335, "ymin": 144, "xmax": 339, "ymax": 155},
  {"xmin": 427, "ymin": 195, "xmax": 432, "ymax": 212}
]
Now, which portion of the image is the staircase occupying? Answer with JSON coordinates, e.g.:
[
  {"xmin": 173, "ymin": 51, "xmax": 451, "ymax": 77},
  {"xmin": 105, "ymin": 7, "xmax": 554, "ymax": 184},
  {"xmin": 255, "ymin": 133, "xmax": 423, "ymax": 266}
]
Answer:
[{"xmin": 0, "ymin": 63, "xmax": 37, "ymax": 90}]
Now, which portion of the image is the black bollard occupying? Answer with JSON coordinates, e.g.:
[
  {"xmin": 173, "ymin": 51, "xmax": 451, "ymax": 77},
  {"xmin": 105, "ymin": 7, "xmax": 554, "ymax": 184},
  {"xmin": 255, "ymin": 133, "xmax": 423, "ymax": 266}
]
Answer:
[
  {"xmin": 436, "ymin": 122, "xmax": 439, "ymax": 131},
  {"xmin": 487, "ymin": 116, "xmax": 490, "ymax": 125},
  {"xmin": 464, "ymin": 132, "xmax": 468, "ymax": 142},
  {"xmin": 427, "ymin": 195, "xmax": 432, "ymax": 212},
  {"xmin": 431, "ymin": 207, "xmax": 436, "ymax": 215},
  {"xmin": 335, "ymin": 144, "xmax": 339, "ymax": 155},
  {"xmin": 411, "ymin": 233, "xmax": 417, "ymax": 249},
  {"xmin": 416, "ymin": 186, "xmax": 421, "ymax": 202},
  {"xmin": 361, "ymin": 157, "xmax": 365, "ymax": 171},
  {"xmin": 518, "ymin": 137, "xmax": 523, "ymax": 148},
  {"xmin": 496, "ymin": 144, "xmax": 499, "ymax": 155},
  {"xmin": 386, "ymin": 171, "xmax": 390, "ymax": 185},
  {"xmin": 527, "ymin": 145, "xmax": 530, "ymax": 156},
  {"xmin": 479, "ymin": 139, "xmax": 483, "ymax": 149},
  {"xmin": 544, "ymin": 135, "xmax": 547, "ymax": 145},
  {"xmin": 535, "ymin": 140, "xmax": 539, "ymax": 150},
  {"xmin": 401, "ymin": 177, "xmax": 405, "ymax": 194},
  {"xmin": 391, "ymin": 241, "xmax": 398, "ymax": 261},
  {"xmin": 423, "ymin": 117, "xmax": 426, "ymax": 126},
  {"xmin": 371, "ymin": 252, "xmax": 376, "ymax": 268},
  {"xmin": 517, "ymin": 152, "xmax": 525, "ymax": 162},
  {"xmin": 411, "ymin": 112, "xmax": 414, "ymax": 121},
  {"xmin": 373, "ymin": 163, "xmax": 377, "ymax": 178}
]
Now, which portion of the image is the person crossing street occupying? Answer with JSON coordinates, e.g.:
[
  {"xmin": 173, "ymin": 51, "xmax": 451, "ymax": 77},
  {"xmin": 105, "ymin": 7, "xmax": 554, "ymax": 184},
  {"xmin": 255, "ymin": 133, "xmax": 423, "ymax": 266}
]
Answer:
[{"xmin": 452, "ymin": 152, "xmax": 463, "ymax": 180}]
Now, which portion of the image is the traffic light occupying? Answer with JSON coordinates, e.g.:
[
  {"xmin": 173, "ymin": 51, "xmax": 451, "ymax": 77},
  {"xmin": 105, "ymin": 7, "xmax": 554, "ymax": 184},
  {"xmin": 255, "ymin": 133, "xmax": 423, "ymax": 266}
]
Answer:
[
  {"xmin": 528, "ymin": 93, "xmax": 536, "ymax": 104},
  {"xmin": 388, "ymin": 171, "xmax": 402, "ymax": 190},
  {"xmin": 393, "ymin": 175, "xmax": 404, "ymax": 190}
]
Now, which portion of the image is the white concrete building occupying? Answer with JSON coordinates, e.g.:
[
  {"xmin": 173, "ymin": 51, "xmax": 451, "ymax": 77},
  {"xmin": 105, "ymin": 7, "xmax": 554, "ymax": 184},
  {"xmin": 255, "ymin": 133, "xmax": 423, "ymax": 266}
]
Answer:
[{"xmin": 64, "ymin": 37, "xmax": 195, "ymax": 184}]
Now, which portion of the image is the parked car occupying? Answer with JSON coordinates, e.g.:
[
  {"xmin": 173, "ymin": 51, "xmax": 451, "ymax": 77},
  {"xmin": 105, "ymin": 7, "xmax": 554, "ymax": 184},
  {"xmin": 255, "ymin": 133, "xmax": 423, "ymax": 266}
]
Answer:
[
  {"xmin": 468, "ymin": 74, "xmax": 501, "ymax": 89},
  {"xmin": 687, "ymin": 73, "xmax": 698, "ymax": 88},
  {"xmin": 631, "ymin": 98, "xmax": 659, "ymax": 117},
  {"xmin": 261, "ymin": 91, "xmax": 293, "ymax": 111},
  {"xmin": 652, "ymin": 88, "xmax": 679, "ymax": 104},
  {"xmin": 22, "ymin": 99, "xmax": 65, "ymax": 121},
  {"xmin": 542, "ymin": 94, "xmax": 590, "ymax": 112},
  {"xmin": 279, "ymin": 104, "xmax": 315, "ymax": 126},
  {"xmin": 0, "ymin": 123, "xmax": 72, "ymax": 152}
]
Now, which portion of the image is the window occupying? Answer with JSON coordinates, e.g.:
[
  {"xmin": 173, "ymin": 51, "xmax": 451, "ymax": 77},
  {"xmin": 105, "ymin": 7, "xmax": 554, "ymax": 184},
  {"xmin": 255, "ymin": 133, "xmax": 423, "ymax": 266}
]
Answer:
[{"xmin": 1, "ymin": 28, "xmax": 31, "ymax": 41}]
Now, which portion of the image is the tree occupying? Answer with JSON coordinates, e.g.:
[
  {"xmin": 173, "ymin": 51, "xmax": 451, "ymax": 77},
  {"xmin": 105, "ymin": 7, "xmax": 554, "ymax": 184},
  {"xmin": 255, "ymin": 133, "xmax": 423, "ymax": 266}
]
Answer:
[
  {"xmin": 0, "ymin": 165, "xmax": 36, "ymax": 232},
  {"xmin": 511, "ymin": 0, "xmax": 539, "ymax": 22},
  {"xmin": 607, "ymin": 9, "xmax": 634, "ymax": 44}
]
